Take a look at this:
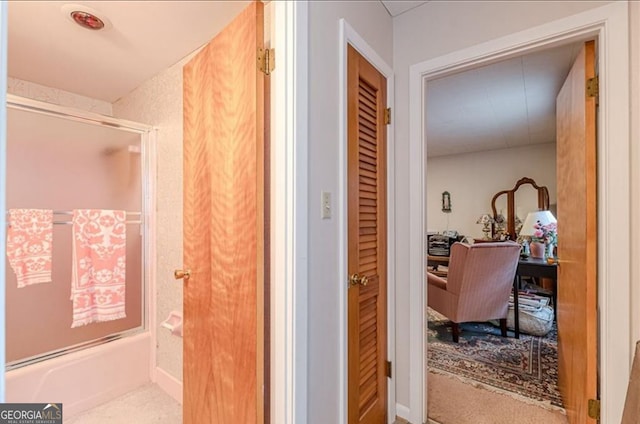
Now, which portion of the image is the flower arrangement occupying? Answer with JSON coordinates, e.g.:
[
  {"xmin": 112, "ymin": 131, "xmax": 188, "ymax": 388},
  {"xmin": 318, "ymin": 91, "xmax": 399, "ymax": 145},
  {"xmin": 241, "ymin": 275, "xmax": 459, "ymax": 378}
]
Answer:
[{"xmin": 532, "ymin": 221, "xmax": 557, "ymax": 246}]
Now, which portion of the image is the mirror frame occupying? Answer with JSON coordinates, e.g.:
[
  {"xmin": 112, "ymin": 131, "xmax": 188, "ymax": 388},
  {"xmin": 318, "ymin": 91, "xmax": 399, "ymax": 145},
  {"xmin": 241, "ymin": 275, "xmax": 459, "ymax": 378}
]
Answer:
[{"xmin": 491, "ymin": 177, "xmax": 550, "ymax": 240}]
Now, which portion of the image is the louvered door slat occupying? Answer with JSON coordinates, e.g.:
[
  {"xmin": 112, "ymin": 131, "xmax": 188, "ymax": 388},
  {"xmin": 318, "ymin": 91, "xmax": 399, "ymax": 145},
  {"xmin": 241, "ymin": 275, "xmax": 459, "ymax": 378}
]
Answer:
[{"xmin": 348, "ymin": 45, "xmax": 387, "ymax": 424}]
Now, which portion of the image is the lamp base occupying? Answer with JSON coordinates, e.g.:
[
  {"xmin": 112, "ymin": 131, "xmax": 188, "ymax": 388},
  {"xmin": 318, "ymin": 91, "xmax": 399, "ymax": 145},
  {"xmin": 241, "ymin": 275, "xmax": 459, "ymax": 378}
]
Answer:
[{"xmin": 482, "ymin": 223, "xmax": 492, "ymax": 240}]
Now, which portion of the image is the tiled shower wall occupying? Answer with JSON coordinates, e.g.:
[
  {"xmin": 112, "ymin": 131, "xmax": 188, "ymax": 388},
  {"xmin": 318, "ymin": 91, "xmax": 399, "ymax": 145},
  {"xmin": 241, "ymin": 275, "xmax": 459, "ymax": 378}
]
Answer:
[
  {"xmin": 8, "ymin": 77, "xmax": 112, "ymax": 115},
  {"xmin": 112, "ymin": 58, "xmax": 189, "ymax": 382}
]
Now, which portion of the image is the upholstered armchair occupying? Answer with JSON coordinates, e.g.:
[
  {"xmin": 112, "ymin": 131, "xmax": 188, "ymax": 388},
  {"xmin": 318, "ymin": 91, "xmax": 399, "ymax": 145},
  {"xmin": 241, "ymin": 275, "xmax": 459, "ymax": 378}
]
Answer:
[{"xmin": 427, "ymin": 241, "xmax": 521, "ymax": 342}]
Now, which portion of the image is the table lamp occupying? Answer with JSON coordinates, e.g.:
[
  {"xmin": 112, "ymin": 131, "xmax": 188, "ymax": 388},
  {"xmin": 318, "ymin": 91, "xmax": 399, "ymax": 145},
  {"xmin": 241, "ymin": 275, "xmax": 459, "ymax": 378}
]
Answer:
[
  {"xmin": 476, "ymin": 213, "xmax": 495, "ymax": 240},
  {"xmin": 519, "ymin": 210, "xmax": 557, "ymax": 238}
]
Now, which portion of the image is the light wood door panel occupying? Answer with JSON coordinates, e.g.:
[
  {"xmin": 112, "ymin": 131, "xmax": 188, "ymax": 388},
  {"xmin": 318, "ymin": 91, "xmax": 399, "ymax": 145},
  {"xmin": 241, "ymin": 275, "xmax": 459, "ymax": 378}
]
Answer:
[
  {"xmin": 556, "ymin": 40, "xmax": 597, "ymax": 424},
  {"xmin": 347, "ymin": 44, "xmax": 388, "ymax": 424},
  {"xmin": 182, "ymin": 2, "xmax": 265, "ymax": 423}
]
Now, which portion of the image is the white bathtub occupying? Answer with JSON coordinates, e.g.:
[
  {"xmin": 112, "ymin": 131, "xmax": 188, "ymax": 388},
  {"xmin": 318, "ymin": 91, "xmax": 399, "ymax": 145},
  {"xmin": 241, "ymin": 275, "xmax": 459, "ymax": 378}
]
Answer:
[{"xmin": 6, "ymin": 332, "xmax": 151, "ymax": 417}]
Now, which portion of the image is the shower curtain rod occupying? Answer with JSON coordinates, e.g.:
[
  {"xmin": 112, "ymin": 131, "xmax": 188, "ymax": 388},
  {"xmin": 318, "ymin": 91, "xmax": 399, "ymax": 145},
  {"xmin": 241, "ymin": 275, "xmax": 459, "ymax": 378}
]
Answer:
[
  {"xmin": 6, "ymin": 220, "xmax": 143, "ymax": 226},
  {"xmin": 5, "ymin": 210, "xmax": 141, "ymax": 215},
  {"xmin": 4, "ymin": 211, "xmax": 143, "ymax": 225},
  {"xmin": 50, "ymin": 220, "xmax": 143, "ymax": 226}
]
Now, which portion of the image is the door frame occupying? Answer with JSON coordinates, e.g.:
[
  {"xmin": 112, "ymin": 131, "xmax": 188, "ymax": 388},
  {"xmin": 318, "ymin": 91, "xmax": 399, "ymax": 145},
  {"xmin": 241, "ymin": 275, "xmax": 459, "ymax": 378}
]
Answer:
[
  {"xmin": 0, "ymin": 0, "xmax": 7, "ymax": 402},
  {"xmin": 408, "ymin": 2, "xmax": 630, "ymax": 423},
  {"xmin": 339, "ymin": 19, "xmax": 396, "ymax": 424},
  {"xmin": 271, "ymin": 1, "xmax": 309, "ymax": 424}
]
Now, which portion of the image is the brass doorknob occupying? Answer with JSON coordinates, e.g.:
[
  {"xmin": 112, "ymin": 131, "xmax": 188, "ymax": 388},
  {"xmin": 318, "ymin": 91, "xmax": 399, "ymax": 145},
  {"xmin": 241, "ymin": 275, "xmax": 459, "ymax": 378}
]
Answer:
[
  {"xmin": 174, "ymin": 269, "xmax": 191, "ymax": 280},
  {"xmin": 349, "ymin": 273, "xmax": 368, "ymax": 287}
]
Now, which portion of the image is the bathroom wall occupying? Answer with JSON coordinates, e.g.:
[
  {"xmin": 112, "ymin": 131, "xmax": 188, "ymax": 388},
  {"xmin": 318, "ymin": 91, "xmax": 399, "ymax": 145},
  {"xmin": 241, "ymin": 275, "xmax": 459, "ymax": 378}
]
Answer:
[
  {"xmin": 8, "ymin": 77, "xmax": 112, "ymax": 116},
  {"xmin": 112, "ymin": 55, "xmax": 189, "ymax": 382}
]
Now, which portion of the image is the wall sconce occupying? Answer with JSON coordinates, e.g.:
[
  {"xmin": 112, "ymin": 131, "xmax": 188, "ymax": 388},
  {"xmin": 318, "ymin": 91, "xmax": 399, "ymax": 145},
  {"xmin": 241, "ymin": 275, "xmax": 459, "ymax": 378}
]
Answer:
[{"xmin": 441, "ymin": 191, "xmax": 451, "ymax": 213}]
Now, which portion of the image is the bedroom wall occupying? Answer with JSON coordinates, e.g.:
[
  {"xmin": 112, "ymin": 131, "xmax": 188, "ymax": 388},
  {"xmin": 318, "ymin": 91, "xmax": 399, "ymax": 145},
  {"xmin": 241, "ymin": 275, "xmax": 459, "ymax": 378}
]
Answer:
[
  {"xmin": 392, "ymin": 0, "xmax": 613, "ymax": 413},
  {"xmin": 306, "ymin": 1, "xmax": 393, "ymax": 422},
  {"xmin": 427, "ymin": 143, "xmax": 557, "ymax": 240}
]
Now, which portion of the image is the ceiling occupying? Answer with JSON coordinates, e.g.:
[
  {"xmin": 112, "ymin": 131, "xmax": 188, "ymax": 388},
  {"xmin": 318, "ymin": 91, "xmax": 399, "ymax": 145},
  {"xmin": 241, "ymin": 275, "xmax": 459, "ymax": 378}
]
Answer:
[
  {"xmin": 7, "ymin": 1, "xmax": 581, "ymax": 157},
  {"xmin": 7, "ymin": 1, "xmax": 250, "ymax": 103},
  {"xmin": 380, "ymin": 1, "xmax": 429, "ymax": 17},
  {"xmin": 426, "ymin": 42, "xmax": 582, "ymax": 157}
]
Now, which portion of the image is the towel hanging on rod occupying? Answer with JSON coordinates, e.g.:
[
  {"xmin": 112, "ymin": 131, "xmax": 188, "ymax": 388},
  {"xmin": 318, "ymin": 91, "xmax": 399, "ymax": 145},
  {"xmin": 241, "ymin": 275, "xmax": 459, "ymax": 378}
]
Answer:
[{"xmin": 5, "ymin": 210, "xmax": 142, "ymax": 226}]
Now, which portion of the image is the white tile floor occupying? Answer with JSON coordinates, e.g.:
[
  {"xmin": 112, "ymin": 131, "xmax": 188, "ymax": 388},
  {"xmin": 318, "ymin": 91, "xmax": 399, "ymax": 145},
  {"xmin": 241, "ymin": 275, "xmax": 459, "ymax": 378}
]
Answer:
[
  {"xmin": 65, "ymin": 384, "xmax": 181, "ymax": 424},
  {"xmin": 63, "ymin": 385, "xmax": 435, "ymax": 424}
]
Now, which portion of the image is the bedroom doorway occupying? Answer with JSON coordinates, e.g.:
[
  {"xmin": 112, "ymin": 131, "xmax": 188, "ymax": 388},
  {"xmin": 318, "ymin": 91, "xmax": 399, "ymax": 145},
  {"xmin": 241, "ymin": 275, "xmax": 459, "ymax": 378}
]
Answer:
[
  {"xmin": 408, "ymin": 4, "xmax": 633, "ymax": 420},
  {"xmin": 423, "ymin": 37, "xmax": 598, "ymax": 423},
  {"xmin": 423, "ymin": 42, "xmax": 572, "ymax": 421}
]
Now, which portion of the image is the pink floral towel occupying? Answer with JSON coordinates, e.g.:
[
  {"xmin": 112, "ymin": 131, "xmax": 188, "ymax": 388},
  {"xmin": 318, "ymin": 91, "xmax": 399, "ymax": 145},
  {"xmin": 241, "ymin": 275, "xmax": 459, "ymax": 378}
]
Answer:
[
  {"xmin": 71, "ymin": 209, "xmax": 127, "ymax": 328},
  {"xmin": 6, "ymin": 209, "xmax": 53, "ymax": 288}
]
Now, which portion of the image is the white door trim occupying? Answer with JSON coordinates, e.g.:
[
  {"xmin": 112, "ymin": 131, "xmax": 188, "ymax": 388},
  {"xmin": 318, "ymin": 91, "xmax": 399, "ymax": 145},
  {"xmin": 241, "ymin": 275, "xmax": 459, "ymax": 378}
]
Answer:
[
  {"xmin": 338, "ymin": 19, "xmax": 396, "ymax": 424},
  {"xmin": 0, "ymin": 0, "xmax": 8, "ymax": 402},
  {"xmin": 272, "ymin": 1, "xmax": 309, "ymax": 423},
  {"xmin": 409, "ymin": 2, "xmax": 630, "ymax": 423}
]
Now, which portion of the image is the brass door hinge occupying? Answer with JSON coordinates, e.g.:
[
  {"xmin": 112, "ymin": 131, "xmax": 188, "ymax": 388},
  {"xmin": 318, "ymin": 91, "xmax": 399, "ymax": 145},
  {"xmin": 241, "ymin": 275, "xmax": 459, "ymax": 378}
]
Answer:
[
  {"xmin": 258, "ymin": 48, "xmax": 275, "ymax": 76},
  {"xmin": 588, "ymin": 398, "xmax": 600, "ymax": 420},
  {"xmin": 385, "ymin": 360, "xmax": 392, "ymax": 378},
  {"xmin": 384, "ymin": 107, "xmax": 391, "ymax": 125},
  {"xmin": 586, "ymin": 76, "xmax": 599, "ymax": 98}
]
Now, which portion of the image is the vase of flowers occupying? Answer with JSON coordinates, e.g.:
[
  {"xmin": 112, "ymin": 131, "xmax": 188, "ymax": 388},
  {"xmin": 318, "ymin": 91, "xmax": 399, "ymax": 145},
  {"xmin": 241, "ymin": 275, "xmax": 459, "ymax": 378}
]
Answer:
[{"xmin": 531, "ymin": 221, "xmax": 558, "ymax": 259}]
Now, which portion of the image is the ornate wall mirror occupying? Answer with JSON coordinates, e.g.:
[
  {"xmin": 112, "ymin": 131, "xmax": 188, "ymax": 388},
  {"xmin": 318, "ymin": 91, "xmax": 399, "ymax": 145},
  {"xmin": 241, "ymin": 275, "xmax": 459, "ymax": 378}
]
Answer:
[{"xmin": 490, "ymin": 177, "xmax": 550, "ymax": 240}]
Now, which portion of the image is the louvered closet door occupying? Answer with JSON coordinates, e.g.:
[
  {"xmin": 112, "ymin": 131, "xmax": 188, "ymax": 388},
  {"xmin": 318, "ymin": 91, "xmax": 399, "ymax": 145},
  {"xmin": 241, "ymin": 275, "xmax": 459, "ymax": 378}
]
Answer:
[{"xmin": 347, "ymin": 44, "xmax": 388, "ymax": 424}]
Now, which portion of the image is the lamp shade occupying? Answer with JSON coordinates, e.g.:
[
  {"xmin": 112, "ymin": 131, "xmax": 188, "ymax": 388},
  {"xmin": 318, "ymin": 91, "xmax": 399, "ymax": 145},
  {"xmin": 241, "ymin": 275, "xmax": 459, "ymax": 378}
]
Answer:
[
  {"xmin": 476, "ymin": 214, "xmax": 495, "ymax": 225},
  {"xmin": 519, "ymin": 210, "xmax": 557, "ymax": 236}
]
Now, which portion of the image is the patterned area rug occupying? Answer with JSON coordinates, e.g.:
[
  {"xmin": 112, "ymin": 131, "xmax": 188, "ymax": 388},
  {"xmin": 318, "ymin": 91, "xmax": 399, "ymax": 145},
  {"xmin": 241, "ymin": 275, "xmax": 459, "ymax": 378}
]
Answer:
[{"xmin": 427, "ymin": 308, "xmax": 563, "ymax": 407}]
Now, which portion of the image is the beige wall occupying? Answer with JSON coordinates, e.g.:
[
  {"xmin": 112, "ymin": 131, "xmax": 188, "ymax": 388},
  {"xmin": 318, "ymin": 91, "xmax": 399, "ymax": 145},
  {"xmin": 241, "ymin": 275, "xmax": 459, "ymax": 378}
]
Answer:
[
  {"xmin": 113, "ymin": 58, "xmax": 187, "ymax": 381},
  {"xmin": 427, "ymin": 144, "xmax": 557, "ymax": 240},
  {"xmin": 306, "ymin": 1, "xmax": 393, "ymax": 422},
  {"xmin": 392, "ymin": 0, "xmax": 613, "ymax": 410}
]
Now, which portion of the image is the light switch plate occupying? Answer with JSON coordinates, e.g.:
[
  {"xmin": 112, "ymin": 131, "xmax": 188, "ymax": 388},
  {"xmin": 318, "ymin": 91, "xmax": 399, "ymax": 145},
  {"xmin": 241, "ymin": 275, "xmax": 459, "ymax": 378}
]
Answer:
[{"xmin": 321, "ymin": 191, "xmax": 332, "ymax": 219}]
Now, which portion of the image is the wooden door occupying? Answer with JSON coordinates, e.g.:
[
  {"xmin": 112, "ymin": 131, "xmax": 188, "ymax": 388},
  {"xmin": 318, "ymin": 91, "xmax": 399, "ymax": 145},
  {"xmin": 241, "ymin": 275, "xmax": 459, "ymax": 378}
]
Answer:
[
  {"xmin": 182, "ymin": 2, "xmax": 267, "ymax": 423},
  {"xmin": 556, "ymin": 40, "xmax": 597, "ymax": 424},
  {"xmin": 347, "ymin": 44, "xmax": 388, "ymax": 424}
]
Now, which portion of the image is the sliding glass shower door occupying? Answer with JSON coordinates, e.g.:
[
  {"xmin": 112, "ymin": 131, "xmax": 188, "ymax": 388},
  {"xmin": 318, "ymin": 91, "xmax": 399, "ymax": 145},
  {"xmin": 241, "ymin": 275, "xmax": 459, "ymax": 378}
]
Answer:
[{"xmin": 5, "ymin": 96, "xmax": 152, "ymax": 368}]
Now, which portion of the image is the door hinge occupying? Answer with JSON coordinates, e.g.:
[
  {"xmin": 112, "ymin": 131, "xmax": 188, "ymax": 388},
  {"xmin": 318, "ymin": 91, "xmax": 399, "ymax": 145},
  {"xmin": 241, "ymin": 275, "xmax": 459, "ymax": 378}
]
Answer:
[
  {"xmin": 258, "ymin": 48, "xmax": 275, "ymax": 76},
  {"xmin": 588, "ymin": 398, "xmax": 600, "ymax": 420},
  {"xmin": 384, "ymin": 107, "xmax": 391, "ymax": 125},
  {"xmin": 586, "ymin": 76, "xmax": 599, "ymax": 98},
  {"xmin": 385, "ymin": 360, "xmax": 392, "ymax": 378}
]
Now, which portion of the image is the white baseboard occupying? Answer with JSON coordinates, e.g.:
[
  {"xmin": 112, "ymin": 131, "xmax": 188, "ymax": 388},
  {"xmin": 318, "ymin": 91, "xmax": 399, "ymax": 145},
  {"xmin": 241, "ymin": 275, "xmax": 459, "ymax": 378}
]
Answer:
[
  {"xmin": 155, "ymin": 367, "xmax": 182, "ymax": 405},
  {"xmin": 396, "ymin": 403, "xmax": 411, "ymax": 422}
]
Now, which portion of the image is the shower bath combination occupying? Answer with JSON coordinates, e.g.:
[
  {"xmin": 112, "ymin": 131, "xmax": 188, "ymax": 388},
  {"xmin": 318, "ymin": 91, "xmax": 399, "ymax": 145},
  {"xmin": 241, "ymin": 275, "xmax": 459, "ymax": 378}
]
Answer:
[{"xmin": 4, "ymin": 94, "xmax": 156, "ymax": 416}]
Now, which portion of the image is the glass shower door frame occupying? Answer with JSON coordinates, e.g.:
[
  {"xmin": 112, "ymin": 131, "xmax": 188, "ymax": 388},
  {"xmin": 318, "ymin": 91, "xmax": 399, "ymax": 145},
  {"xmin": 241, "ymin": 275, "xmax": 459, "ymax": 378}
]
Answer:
[{"xmin": 5, "ymin": 94, "xmax": 155, "ymax": 370}]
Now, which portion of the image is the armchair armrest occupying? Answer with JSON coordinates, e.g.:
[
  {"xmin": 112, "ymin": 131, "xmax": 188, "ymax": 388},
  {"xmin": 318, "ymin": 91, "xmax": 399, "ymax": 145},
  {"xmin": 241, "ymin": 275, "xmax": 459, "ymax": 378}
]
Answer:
[{"xmin": 427, "ymin": 271, "xmax": 448, "ymax": 290}]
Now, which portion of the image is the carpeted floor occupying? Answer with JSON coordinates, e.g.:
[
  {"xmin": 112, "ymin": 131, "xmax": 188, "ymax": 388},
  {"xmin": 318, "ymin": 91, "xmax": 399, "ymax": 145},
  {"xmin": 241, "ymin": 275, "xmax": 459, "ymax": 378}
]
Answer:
[
  {"xmin": 427, "ymin": 371, "xmax": 568, "ymax": 424},
  {"xmin": 427, "ymin": 307, "xmax": 563, "ymax": 408}
]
